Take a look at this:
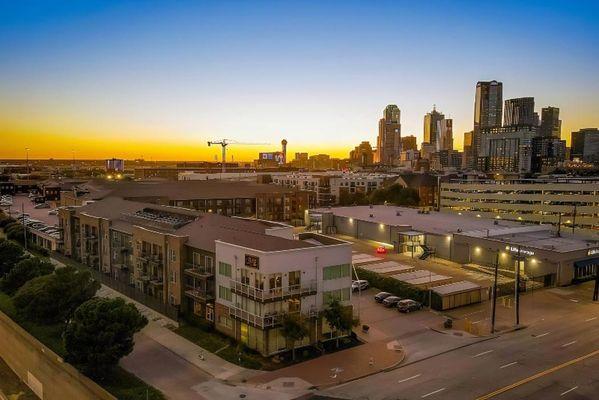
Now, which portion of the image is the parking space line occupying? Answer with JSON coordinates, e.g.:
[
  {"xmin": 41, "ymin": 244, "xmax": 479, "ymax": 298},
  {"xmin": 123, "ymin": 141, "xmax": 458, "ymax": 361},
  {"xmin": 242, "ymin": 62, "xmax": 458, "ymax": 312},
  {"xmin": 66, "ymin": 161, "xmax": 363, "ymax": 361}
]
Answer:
[
  {"xmin": 534, "ymin": 332, "xmax": 550, "ymax": 338},
  {"xmin": 585, "ymin": 317, "xmax": 597, "ymax": 322},
  {"xmin": 560, "ymin": 386, "xmax": 578, "ymax": 396},
  {"xmin": 499, "ymin": 361, "xmax": 518, "ymax": 369},
  {"xmin": 561, "ymin": 341, "xmax": 577, "ymax": 348},
  {"xmin": 421, "ymin": 388, "xmax": 446, "ymax": 398},
  {"xmin": 398, "ymin": 374, "xmax": 422, "ymax": 384}
]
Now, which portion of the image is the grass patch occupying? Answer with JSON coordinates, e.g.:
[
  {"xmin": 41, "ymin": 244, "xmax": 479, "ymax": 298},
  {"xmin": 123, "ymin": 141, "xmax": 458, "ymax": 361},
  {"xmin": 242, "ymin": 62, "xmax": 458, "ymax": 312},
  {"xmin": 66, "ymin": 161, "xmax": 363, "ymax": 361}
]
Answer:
[
  {"xmin": 102, "ymin": 368, "xmax": 165, "ymax": 400},
  {"xmin": 0, "ymin": 357, "xmax": 38, "ymax": 400},
  {"xmin": 0, "ymin": 291, "xmax": 165, "ymax": 400}
]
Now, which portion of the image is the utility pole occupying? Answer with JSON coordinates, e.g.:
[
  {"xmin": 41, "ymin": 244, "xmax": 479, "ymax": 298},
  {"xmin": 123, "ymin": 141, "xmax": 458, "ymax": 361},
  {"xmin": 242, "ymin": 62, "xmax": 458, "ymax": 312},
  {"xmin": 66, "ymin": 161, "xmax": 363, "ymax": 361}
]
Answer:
[
  {"xmin": 25, "ymin": 147, "xmax": 30, "ymax": 174},
  {"xmin": 21, "ymin": 203, "xmax": 27, "ymax": 251},
  {"xmin": 514, "ymin": 245, "xmax": 521, "ymax": 327},
  {"xmin": 491, "ymin": 250, "xmax": 499, "ymax": 333},
  {"xmin": 593, "ymin": 272, "xmax": 598, "ymax": 302}
]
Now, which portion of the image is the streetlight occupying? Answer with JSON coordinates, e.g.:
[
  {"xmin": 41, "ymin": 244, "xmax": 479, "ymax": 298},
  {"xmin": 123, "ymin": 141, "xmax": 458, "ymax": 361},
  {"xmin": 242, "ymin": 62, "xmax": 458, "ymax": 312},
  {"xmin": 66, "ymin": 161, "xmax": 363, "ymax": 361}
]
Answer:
[{"xmin": 25, "ymin": 147, "xmax": 30, "ymax": 174}]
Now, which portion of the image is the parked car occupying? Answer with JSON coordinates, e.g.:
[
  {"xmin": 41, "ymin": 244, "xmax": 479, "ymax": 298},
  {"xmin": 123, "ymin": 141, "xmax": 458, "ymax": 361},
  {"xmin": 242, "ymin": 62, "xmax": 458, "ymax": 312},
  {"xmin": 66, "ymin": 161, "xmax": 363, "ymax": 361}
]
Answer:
[
  {"xmin": 48, "ymin": 209, "xmax": 58, "ymax": 215},
  {"xmin": 34, "ymin": 203, "xmax": 50, "ymax": 209},
  {"xmin": 374, "ymin": 291, "xmax": 392, "ymax": 303},
  {"xmin": 352, "ymin": 279, "xmax": 369, "ymax": 292},
  {"xmin": 382, "ymin": 296, "xmax": 402, "ymax": 307},
  {"xmin": 397, "ymin": 299, "xmax": 423, "ymax": 313}
]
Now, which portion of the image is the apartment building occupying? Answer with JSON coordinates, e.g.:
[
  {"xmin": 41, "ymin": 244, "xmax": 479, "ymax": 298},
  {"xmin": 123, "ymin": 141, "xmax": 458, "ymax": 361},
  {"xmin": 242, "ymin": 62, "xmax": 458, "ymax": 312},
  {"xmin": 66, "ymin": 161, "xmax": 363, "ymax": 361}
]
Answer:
[
  {"xmin": 272, "ymin": 173, "xmax": 392, "ymax": 206},
  {"xmin": 58, "ymin": 197, "xmax": 352, "ymax": 356},
  {"xmin": 272, "ymin": 174, "xmax": 332, "ymax": 206},
  {"xmin": 440, "ymin": 179, "xmax": 599, "ymax": 236},
  {"xmin": 60, "ymin": 180, "xmax": 313, "ymax": 223}
]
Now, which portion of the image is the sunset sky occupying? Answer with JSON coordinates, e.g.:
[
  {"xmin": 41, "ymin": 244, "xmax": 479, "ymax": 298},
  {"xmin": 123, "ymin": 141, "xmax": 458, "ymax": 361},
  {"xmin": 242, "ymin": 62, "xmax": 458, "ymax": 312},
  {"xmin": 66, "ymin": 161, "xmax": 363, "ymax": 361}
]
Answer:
[{"xmin": 1, "ymin": 1, "xmax": 598, "ymax": 161}]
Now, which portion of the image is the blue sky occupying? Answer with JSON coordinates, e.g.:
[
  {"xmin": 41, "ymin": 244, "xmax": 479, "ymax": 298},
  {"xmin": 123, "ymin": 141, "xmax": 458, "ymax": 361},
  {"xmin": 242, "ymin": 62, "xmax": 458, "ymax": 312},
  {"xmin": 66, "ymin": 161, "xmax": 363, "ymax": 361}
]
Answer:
[{"xmin": 1, "ymin": 0, "xmax": 598, "ymax": 159}]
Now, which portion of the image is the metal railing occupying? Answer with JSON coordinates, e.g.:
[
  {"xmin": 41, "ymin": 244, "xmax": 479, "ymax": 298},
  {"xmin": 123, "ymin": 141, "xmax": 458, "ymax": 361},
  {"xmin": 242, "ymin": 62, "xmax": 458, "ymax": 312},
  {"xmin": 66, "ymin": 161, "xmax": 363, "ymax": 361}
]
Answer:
[
  {"xmin": 229, "ymin": 279, "xmax": 317, "ymax": 302},
  {"xmin": 184, "ymin": 263, "xmax": 214, "ymax": 278},
  {"xmin": 184, "ymin": 287, "xmax": 214, "ymax": 301},
  {"xmin": 228, "ymin": 306, "xmax": 282, "ymax": 329}
]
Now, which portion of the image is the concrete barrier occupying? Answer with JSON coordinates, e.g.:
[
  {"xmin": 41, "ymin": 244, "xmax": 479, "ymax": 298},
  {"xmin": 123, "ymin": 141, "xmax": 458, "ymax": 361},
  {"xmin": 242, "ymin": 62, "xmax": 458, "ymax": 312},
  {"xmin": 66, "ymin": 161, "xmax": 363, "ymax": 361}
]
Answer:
[{"xmin": 0, "ymin": 311, "xmax": 116, "ymax": 400}]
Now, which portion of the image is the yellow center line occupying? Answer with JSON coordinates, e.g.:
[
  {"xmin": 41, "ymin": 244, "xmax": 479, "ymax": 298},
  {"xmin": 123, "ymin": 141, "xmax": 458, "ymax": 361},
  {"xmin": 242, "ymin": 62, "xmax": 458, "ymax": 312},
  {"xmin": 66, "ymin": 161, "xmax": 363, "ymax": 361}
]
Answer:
[{"xmin": 475, "ymin": 349, "xmax": 599, "ymax": 400}]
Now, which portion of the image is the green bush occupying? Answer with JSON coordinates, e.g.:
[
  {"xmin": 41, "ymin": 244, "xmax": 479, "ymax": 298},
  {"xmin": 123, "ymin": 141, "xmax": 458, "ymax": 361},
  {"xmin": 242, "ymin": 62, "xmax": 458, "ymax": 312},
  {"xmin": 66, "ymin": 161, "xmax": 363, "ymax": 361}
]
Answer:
[
  {"xmin": 355, "ymin": 267, "xmax": 442, "ymax": 309},
  {"xmin": 0, "ymin": 240, "xmax": 25, "ymax": 276},
  {"xmin": 0, "ymin": 216, "xmax": 16, "ymax": 228},
  {"xmin": 1, "ymin": 257, "xmax": 55, "ymax": 295},
  {"xmin": 13, "ymin": 266, "xmax": 100, "ymax": 324}
]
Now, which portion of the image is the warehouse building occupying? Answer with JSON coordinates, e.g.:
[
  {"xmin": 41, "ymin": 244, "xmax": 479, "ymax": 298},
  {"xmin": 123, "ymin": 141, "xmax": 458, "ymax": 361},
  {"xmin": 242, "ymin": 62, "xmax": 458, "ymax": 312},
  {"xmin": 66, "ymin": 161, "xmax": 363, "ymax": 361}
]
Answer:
[{"xmin": 308, "ymin": 205, "xmax": 599, "ymax": 287}]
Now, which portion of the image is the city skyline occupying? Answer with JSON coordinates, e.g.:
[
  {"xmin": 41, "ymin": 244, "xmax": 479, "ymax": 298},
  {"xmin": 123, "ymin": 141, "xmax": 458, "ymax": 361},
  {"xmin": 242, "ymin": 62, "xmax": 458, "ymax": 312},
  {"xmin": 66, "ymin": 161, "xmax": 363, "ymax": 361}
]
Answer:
[{"xmin": 2, "ymin": 0, "xmax": 599, "ymax": 160}]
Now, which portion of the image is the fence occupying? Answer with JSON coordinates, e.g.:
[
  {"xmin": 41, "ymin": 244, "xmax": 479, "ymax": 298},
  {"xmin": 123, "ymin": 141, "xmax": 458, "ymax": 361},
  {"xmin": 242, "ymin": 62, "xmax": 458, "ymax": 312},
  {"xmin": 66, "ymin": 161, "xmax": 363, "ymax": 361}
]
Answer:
[{"xmin": 52, "ymin": 252, "xmax": 180, "ymax": 321}]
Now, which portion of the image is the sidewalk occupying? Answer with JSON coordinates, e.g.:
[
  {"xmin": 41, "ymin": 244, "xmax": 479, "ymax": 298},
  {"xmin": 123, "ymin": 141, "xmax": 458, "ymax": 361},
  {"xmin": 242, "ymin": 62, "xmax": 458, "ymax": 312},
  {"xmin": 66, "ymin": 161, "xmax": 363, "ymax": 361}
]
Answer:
[
  {"xmin": 248, "ymin": 339, "xmax": 404, "ymax": 389},
  {"xmin": 98, "ymin": 285, "xmax": 251, "ymax": 381}
]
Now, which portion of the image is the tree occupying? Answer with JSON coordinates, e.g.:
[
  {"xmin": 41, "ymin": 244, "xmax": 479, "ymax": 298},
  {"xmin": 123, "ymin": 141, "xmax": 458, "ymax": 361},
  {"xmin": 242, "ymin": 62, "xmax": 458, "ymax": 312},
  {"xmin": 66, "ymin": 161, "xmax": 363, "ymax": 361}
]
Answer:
[
  {"xmin": 13, "ymin": 266, "xmax": 100, "ymax": 324},
  {"xmin": 64, "ymin": 297, "xmax": 148, "ymax": 379},
  {"xmin": 1, "ymin": 257, "xmax": 54, "ymax": 295},
  {"xmin": 322, "ymin": 298, "xmax": 358, "ymax": 348},
  {"xmin": 0, "ymin": 239, "xmax": 25, "ymax": 276},
  {"xmin": 280, "ymin": 313, "xmax": 309, "ymax": 361}
]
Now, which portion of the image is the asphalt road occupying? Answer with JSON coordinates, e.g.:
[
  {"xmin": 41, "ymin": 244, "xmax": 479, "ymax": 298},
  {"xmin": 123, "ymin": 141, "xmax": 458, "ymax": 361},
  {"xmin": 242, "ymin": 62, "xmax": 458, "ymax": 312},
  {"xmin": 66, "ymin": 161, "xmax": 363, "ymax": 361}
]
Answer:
[{"xmin": 323, "ymin": 284, "xmax": 599, "ymax": 400}]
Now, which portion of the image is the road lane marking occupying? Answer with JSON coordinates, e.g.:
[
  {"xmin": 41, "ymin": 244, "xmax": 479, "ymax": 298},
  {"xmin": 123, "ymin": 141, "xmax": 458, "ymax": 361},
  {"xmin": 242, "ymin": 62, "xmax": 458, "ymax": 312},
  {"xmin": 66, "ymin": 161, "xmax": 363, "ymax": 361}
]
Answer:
[
  {"xmin": 499, "ymin": 361, "xmax": 518, "ymax": 369},
  {"xmin": 473, "ymin": 350, "xmax": 494, "ymax": 358},
  {"xmin": 569, "ymin": 299, "xmax": 579, "ymax": 303},
  {"xmin": 560, "ymin": 386, "xmax": 578, "ymax": 396},
  {"xmin": 585, "ymin": 317, "xmax": 597, "ymax": 322},
  {"xmin": 421, "ymin": 388, "xmax": 446, "ymax": 398},
  {"xmin": 398, "ymin": 374, "xmax": 422, "ymax": 384},
  {"xmin": 561, "ymin": 341, "xmax": 577, "ymax": 348},
  {"xmin": 534, "ymin": 332, "xmax": 550, "ymax": 338},
  {"xmin": 476, "ymin": 349, "xmax": 599, "ymax": 400}
]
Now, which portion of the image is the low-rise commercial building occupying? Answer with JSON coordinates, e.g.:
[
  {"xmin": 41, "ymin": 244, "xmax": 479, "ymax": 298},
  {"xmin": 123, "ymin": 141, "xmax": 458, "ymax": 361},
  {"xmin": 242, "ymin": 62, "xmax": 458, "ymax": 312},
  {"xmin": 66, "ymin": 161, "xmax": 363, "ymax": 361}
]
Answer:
[
  {"xmin": 59, "ymin": 198, "xmax": 352, "ymax": 356},
  {"xmin": 308, "ymin": 205, "xmax": 599, "ymax": 287}
]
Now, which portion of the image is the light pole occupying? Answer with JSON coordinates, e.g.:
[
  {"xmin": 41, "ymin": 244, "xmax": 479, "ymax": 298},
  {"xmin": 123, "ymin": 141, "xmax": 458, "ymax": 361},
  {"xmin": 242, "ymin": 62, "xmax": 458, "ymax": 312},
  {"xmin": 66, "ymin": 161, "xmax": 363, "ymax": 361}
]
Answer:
[
  {"xmin": 491, "ymin": 250, "xmax": 499, "ymax": 334},
  {"xmin": 25, "ymin": 147, "xmax": 30, "ymax": 174},
  {"xmin": 514, "ymin": 246, "xmax": 521, "ymax": 327}
]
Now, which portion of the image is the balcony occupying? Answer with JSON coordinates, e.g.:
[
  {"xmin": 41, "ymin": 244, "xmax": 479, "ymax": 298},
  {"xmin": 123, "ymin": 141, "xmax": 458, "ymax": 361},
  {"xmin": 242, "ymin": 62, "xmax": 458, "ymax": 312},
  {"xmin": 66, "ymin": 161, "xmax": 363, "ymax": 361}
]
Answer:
[
  {"xmin": 184, "ymin": 263, "xmax": 214, "ymax": 279},
  {"xmin": 149, "ymin": 277, "xmax": 164, "ymax": 287},
  {"xmin": 184, "ymin": 287, "xmax": 214, "ymax": 302},
  {"xmin": 229, "ymin": 306, "xmax": 282, "ymax": 329},
  {"xmin": 229, "ymin": 280, "xmax": 317, "ymax": 302},
  {"xmin": 113, "ymin": 263, "xmax": 129, "ymax": 271}
]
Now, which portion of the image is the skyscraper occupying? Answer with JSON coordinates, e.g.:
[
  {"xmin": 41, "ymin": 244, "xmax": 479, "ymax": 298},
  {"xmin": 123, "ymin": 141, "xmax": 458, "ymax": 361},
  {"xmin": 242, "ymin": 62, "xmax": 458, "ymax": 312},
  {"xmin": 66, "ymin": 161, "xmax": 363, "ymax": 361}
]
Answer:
[
  {"xmin": 471, "ymin": 80, "xmax": 503, "ymax": 168},
  {"xmin": 571, "ymin": 128, "xmax": 599, "ymax": 163},
  {"xmin": 423, "ymin": 106, "xmax": 445, "ymax": 145},
  {"xmin": 436, "ymin": 118, "xmax": 453, "ymax": 151},
  {"xmin": 376, "ymin": 105, "xmax": 401, "ymax": 165},
  {"xmin": 540, "ymin": 107, "xmax": 562, "ymax": 138},
  {"xmin": 504, "ymin": 97, "xmax": 536, "ymax": 127},
  {"xmin": 401, "ymin": 135, "xmax": 418, "ymax": 151}
]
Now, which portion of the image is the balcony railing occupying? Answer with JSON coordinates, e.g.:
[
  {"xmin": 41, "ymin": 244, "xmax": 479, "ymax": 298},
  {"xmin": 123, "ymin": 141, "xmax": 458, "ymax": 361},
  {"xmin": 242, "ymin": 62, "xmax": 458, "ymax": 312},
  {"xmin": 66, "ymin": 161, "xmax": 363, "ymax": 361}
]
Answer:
[
  {"xmin": 229, "ymin": 306, "xmax": 282, "ymax": 329},
  {"xmin": 184, "ymin": 287, "xmax": 214, "ymax": 301},
  {"xmin": 229, "ymin": 279, "xmax": 317, "ymax": 302},
  {"xmin": 184, "ymin": 263, "xmax": 214, "ymax": 279}
]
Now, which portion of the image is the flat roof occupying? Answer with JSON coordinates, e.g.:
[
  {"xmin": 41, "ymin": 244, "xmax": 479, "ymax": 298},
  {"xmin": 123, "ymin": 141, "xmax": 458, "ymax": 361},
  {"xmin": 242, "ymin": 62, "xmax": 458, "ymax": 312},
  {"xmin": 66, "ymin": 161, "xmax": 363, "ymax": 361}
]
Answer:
[
  {"xmin": 314, "ymin": 205, "xmax": 522, "ymax": 235},
  {"xmin": 460, "ymin": 225, "xmax": 598, "ymax": 253},
  {"xmin": 432, "ymin": 281, "xmax": 482, "ymax": 296}
]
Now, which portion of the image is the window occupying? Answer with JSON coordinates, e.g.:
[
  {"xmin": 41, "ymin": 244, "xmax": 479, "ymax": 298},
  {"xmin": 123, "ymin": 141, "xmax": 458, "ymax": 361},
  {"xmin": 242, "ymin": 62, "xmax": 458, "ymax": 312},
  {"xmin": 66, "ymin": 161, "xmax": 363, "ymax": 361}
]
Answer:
[
  {"xmin": 218, "ymin": 315, "xmax": 232, "ymax": 329},
  {"xmin": 323, "ymin": 288, "xmax": 351, "ymax": 303},
  {"xmin": 170, "ymin": 249, "xmax": 176, "ymax": 262},
  {"xmin": 219, "ymin": 285, "xmax": 232, "ymax": 301},
  {"xmin": 323, "ymin": 264, "xmax": 351, "ymax": 280},
  {"xmin": 219, "ymin": 262, "xmax": 232, "ymax": 277}
]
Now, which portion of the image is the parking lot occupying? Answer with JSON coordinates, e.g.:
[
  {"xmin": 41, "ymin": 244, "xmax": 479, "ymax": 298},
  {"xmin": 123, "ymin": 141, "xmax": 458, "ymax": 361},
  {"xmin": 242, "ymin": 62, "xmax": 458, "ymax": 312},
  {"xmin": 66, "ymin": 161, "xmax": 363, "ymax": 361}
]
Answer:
[{"xmin": 1, "ymin": 195, "xmax": 59, "ymax": 226}]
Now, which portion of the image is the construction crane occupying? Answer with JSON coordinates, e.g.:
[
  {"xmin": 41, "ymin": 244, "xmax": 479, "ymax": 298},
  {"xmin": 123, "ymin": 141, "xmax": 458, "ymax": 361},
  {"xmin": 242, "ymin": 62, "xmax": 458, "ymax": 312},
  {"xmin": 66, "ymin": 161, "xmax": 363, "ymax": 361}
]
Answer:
[{"xmin": 207, "ymin": 139, "xmax": 270, "ymax": 173}]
